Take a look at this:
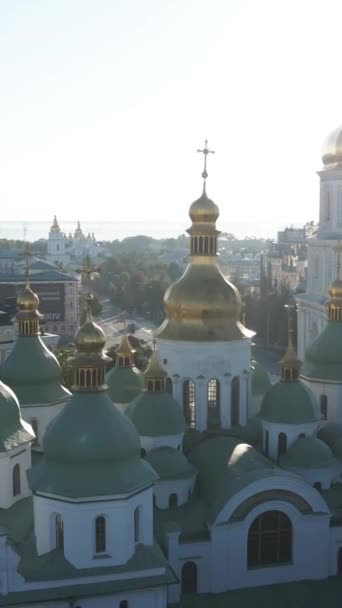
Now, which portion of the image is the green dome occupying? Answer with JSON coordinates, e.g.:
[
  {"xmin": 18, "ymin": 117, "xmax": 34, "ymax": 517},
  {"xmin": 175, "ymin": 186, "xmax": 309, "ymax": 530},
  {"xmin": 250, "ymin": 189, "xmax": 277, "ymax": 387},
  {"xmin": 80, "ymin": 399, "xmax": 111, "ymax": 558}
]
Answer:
[
  {"xmin": 280, "ymin": 437, "xmax": 334, "ymax": 468},
  {"xmin": 318, "ymin": 422, "xmax": 342, "ymax": 447},
  {"xmin": 331, "ymin": 436, "xmax": 342, "ymax": 460},
  {"xmin": 251, "ymin": 360, "xmax": 271, "ymax": 395},
  {"xmin": 0, "ymin": 336, "xmax": 70, "ymax": 406},
  {"xmin": 28, "ymin": 391, "xmax": 157, "ymax": 498},
  {"xmin": 146, "ymin": 446, "xmax": 195, "ymax": 480},
  {"xmin": 106, "ymin": 365, "xmax": 144, "ymax": 404},
  {"xmin": 126, "ymin": 391, "xmax": 187, "ymax": 437},
  {"xmin": 302, "ymin": 321, "xmax": 342, "ymax": 381},
  {"xmin": 0, "ymin": 381, "xmax": 34, "ymax": 451},
  {"xmin": 260, "ymin": 381, "xmax": 317, "ymax": 424}
]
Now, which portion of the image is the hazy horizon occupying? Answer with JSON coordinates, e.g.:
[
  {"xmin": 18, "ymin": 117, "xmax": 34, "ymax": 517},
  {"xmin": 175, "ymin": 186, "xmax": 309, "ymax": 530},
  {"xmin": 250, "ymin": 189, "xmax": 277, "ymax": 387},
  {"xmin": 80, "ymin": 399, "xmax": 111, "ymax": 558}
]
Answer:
[{"xmin": 1, "ymin": 0, "xmax": 341, "ymax": 228}]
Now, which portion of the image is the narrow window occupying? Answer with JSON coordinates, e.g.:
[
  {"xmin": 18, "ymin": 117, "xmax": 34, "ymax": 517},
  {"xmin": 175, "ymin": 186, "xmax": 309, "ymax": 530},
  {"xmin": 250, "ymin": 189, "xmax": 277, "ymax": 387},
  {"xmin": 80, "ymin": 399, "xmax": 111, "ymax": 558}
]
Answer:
[
  {"xmin": 13, "ymin": 464, "xmax": 20, "ymax": 496},
  {"xmin": 169, "ymin": 493, "xmax": 178, "ymax": 508},
  {"xmin": 265, "ymin": 430, "xmax": 269, "ymax": 456},
  {"xmin": 207, "ymin": 378, "xmax": 220, "ymax": 429},
  {"xmin": 134, "ymin": 507, "xmax": 140, "ymax": 543},
  {"xmin": 120, "ymin": 601, "xmax": 128, "ymax": 608},
  {"xmin": 231, "ymin": 377, "xmax": 240, "ymax": 426},
  {"xmin": 278, "ymin": 432, "xmax": 287, "ymax": 458},
  {"xmin": 95, "ymin": 516, "xmax": 106, "ymax": 553},
  {"xmin": 165, "ymin": 377, "xmax": 173, "ymax": 394},
  {"xmin": 183, "ymin": 380, "xmax": 196, "ymax": 428},
  {"xmin": 181, "ymin": 561, "xmax": 197, "ymax": 594},
  {"xmin": 320, "ymin": 395, "xmax": 328, "ymax": 420},
  {"xmin": 55, "ymin": 514, "xmax": 64, "ymax": 550}
]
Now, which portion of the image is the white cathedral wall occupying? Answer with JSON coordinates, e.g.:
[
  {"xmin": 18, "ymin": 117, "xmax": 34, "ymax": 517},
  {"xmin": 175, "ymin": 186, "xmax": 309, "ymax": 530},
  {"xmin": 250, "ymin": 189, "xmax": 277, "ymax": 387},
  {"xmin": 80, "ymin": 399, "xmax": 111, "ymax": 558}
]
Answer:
[
  {"xmin": 0, "ymin": 446, "xmax": 31, "ymax": 509},
  {"xmin": 300, "ymin": 378, "xmax": 342, "ymax": 422},
  {"xmin": 33, "ymin": 487, "xmax": 154, "ymax": 568},
  {"xmin": 280, "ymin": 464, "xmax": 341, "ymax": 490},
  {"xmin": 157, "ymin": 338, "xmax": 251, "ymax": 432},
  {"xmin": 261, "ymin": 420, "xmax": 318, "ymax": 461},
  {"xmin": 21, "ymin": 401, "xmax": 68, "ymax": 451},
  {"xmin": 153, "ymin": 476, "xmax": 196, "ymax": 509},
  {"xmin": 10, "ymin": 588, "xmax": 167, "ymax": 608}
]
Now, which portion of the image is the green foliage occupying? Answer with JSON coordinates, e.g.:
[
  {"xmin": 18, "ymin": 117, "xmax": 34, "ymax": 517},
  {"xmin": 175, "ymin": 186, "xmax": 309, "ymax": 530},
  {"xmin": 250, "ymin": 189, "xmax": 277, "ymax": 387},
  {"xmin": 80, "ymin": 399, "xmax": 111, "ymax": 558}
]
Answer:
[
  {"xmin": 106, "ymin": 334, "xmax": 152, "ymax": 373},
  {"xmin": 55, "ymin": 347, "xmax": 75, "ymax": 389}
]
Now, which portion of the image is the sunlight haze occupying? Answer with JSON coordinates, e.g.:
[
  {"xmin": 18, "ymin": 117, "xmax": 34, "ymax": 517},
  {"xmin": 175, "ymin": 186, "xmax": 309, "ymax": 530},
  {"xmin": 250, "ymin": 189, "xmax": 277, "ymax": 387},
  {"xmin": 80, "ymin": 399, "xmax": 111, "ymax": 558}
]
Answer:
[{"xmin": 1, "ymin": 0, "xmax": 342, "ymax": 236}]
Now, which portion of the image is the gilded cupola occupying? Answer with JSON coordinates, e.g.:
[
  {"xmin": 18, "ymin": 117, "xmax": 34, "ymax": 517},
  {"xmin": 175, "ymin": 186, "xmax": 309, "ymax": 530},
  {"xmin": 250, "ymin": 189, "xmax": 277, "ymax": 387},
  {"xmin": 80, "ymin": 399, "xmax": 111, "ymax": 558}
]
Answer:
[
  {"xmin": 50, "ymin": 215, "xmax": 61, "ymax": 233},
  {"xmin": 156, "ymin": 140, "xmax": 253, "ymax": 342},
  {"xmin": 16, "ymin": 252, "xmax": 42, "ymax": 337},
  {"xmin": 322, "ymin": 125, "xmax": 342, "ymax": 169},
  {"xmin": 71, "ymin": 294, "xmax": 110, "ymax": 392}
]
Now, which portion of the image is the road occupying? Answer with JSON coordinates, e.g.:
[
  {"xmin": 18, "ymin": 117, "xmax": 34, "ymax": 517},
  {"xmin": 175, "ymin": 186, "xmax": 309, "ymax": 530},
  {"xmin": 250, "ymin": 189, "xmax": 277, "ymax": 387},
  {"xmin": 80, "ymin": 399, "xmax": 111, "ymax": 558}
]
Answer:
[{"xmin": 96, "ymin": 299, "xmax": 156, "ymax": 349}]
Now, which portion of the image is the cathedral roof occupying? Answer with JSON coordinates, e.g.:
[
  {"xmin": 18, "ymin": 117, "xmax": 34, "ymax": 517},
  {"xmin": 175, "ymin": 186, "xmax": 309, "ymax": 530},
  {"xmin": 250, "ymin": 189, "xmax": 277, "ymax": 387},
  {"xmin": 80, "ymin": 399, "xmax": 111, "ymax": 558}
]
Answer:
[
  {"xmin": 317, "ymin": 421, "xmax": 342, "ymax": 447},
  {"xmin": 146, "ymin": 446, "xmax": 195, "ymax": 480},
  {"xmin": 106, "ymin": 365, "xmax": 144, "ymax": 404},
  {"xmin": 126, "ymin": 390, "xmax": 186, "ymax": 437},
  {"xmin": 302, "ymin": 321, "xmax": 342, "ymax": 381},
  {"xmin": 0, "ymin": 381, "xmax": 34, "ymax": 451},
  {"xmin": 259, "ymin": 381, "xmax": 317, "ymax": 424},
  {"xmin": 279, "ymin": 437, "xmax": 334, "ymax": 468},
  {"xmin": 28, "ymin": 295, "xmax": 157, "ymax": 498}
]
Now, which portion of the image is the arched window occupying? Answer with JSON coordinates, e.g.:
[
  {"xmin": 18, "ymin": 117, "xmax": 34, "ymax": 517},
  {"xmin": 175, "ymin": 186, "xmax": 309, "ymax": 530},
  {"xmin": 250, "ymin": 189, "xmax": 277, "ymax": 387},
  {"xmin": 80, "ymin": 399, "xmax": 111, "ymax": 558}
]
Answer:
[
  {"xmin": 120, "ymin": 601, "xmax": 128, "ymax": 608},
  {"xmin": 95, "ymin": 516, "xmax": 106, "ymax": 554},
  {"xmin": 204, "ymin": 236, "xmax": 209, "ymax": 254},
  {"xmin": 265, "ymin": 430, "xmax": 269, "ymax": 456},
  {"xmin": 30, "ymin": 418, "xmax": 38, "ymax": 447},
  {"xmin": 231, "ymin": 377, "xmax": 240, "ymax": 426},
  {"xmin": 147, "ymin": 380, "xmax": 154, "ymax": 391},
  {"xmin": 169, "ymin": 493, "xmax": 178, "ymax": 508},
  {"xmin": 165, "ymin": 377, "xmax": 173, "ymax": 395},
  {"xmin": 134, "ymin": 507, "xmax": 141, "ymax": 543},
  {"xmin": 314, "ymin": 481, "xmax": 322, "ymax": 491},
  {"xmin": 12, "ymin": 464, "xmax": 20, "ymax": 496},
  {"xmin": 338, "ymin": 547, "xmax": 342, "ymax": 575},
  {"xmin": 298, "ymin": 433, "xmax": 305, "ymax": 439},
  {"xmin": 181, "ymin": 561, "xmax": 197, "ymax": 594},
  {"xmin": 278, "ymin": 433, "xmax": 287, "ymax": 458},
  {"xmin": 55, "ymin": 514, "xmax": 64, "ymax": 550},
  {"xmin": 125, "ymin": 356, "xmax": 130, "ymax": 366},
  {"xmin": 320, "ymin": 395, "xmax": 328, "ymax": 420},
  {"xmin": 247, "ymin": 511, "xmax": 292, "ymax": 568},
  {"xmin": 207, "ymin": 378, "xmax": 220, "ymax": 429},
  {"xmin": 183, "ymin": 380, "xmax": 195, "ymax": 429},
  {"xmin": 198, "ymin": 236, "xmax": 203, "ymax": 253}
]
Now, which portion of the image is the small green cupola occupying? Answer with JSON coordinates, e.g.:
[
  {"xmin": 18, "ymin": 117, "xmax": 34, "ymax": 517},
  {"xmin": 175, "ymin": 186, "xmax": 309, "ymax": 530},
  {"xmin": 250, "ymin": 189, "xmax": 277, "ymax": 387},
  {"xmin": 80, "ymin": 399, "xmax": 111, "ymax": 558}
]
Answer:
[
  {"xmin": 28, "ymin": 295, "xmax": 157, "ymax": 498},
  {"xmin": 0, "ymin": 267, "xmax": 70, "ymax": 406},
  {"xmin": 106, "ymin": 332, "xmax": 144, "ymax": 406},
  {"xmin": 126, "ymin": 350, "xmax": 187, "ymax": 445},
  {"xmin": 302, "ymin": 258, "xmax": 342, "ymax": 381}
]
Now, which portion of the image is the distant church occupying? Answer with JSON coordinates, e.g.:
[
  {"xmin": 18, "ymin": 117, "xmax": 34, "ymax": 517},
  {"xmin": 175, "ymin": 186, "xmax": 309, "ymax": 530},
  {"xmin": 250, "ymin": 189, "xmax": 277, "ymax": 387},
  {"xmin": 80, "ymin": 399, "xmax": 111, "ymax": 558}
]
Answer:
[{"xmin": 47, "ymin": 216, "xmax": 106, "ymax": 266}]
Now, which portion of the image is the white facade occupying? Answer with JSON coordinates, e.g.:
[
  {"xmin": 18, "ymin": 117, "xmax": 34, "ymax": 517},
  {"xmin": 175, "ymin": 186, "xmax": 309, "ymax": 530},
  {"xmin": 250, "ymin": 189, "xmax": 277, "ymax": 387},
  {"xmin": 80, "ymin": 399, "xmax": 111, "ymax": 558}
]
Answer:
[
  {"xmin": 22, "ymin": 400, "xmax": 68, "ymax": 451},
  {"xmin": 157, "ymin": 338, "xmax": 251, "ymax": 431},
  {"xmin": 0, "ymin": 446, "xmax": 31, "ymax": 509},
  {"xmin": 261, "ymin": 420, "xmax": 318, "ymax": 461},
  {"xmin": 301, "ymin": 376, "xmax": 342, "ymax": 422}
]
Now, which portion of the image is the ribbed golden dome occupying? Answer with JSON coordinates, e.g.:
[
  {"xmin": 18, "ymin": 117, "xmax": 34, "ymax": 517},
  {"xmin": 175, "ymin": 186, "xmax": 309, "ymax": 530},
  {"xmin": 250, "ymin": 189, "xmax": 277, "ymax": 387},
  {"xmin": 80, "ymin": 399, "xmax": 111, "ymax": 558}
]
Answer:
[
  {"xmin": 189, "ymin": 187, "xmax": 219, "ymax": 224},
  {"xmin": 17, "ymin": 283, "xmax": 39, "ymax": 312},
  {"xmin": 74, "ymin": 300, "xmax": 105, "ymax": 353},
  {"xmin": 116, "ymin": 333, "xmax": 135, "ymax": 357},
  {"xmin": 322, "ymin": 126, "xmax": 342, "ymax": 167}
]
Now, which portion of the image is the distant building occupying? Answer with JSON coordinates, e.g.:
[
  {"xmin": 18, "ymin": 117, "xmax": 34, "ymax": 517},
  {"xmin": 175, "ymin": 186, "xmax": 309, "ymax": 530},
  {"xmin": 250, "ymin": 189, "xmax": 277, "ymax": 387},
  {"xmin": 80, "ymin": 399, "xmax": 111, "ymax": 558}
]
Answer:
[{"xmin": 47, "ymin": 216, "xmax": 106, "ymax": 266}]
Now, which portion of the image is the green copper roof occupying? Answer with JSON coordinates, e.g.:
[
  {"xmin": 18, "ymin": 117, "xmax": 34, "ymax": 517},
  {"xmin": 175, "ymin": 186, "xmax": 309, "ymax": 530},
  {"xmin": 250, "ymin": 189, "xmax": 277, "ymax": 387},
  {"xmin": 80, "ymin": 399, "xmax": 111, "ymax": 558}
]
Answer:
[
  {"xmin": 251, "ymin": 360, "xmax": 271, "ymax": 395},
  {"xmin": 188, "ymin": 434, "xmax": 296, "ymax": 522},
  {"xmin": 0, "ymin": 381, "xmax": 34, "ymax": 451},
  {"xmin": 28, "ymin": 391, "xmax": 157, "ymax": 498},
  {"xmin": 302, "ymin": 321, "xmax": 342, "ymax": 381},
  {"xmin": 146, "ymin": 446, "xmax": 195, "ymax": 480},
  {"xmin": 259, "ymin": 380, "xmax": 317, "ymax": 424},
  {"xmin": 280, "ymin": 437, "xmax": 334, "ymax": 468},
  {"xmin": 0, "ymin": 336, "xmax": 70, "ymax": 406},
  {"xmin": 106, "ymin": 365, "xmax": 144, "ymax": 404},
  {"xmin": 318, "ymin": 422, "xmax": 342, "ymax": 447},
  {"xmin": 126, "ymin": 391, "xmax": 187, "ymax": 437}
]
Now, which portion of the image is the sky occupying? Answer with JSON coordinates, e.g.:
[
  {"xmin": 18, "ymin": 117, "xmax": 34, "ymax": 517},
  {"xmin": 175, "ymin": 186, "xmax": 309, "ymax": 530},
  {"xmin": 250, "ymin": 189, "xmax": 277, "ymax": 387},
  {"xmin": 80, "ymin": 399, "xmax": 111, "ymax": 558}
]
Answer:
[{"xmin": 1, "ymin": 0, "xmax": 342, "ymax": 237}]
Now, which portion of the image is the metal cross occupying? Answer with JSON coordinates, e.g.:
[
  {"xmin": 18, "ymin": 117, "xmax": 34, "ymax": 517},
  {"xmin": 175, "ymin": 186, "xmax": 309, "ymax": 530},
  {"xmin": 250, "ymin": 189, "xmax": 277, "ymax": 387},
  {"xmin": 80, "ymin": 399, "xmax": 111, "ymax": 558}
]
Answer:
[
  {"xmin": 21, "ymin": 244, "xmax": 33, "ymax": 283},
  {"xmin": 76, "ymin": 255, "xmax": 101, "ymax": 283},
  {"xmin": 197, "ymin": 139, "xmax": 215, "ymax": 180}
]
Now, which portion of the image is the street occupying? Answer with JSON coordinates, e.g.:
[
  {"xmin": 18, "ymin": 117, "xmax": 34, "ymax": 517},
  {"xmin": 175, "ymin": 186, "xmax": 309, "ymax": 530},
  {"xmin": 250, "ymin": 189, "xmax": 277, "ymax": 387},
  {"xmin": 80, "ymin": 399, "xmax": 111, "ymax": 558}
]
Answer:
[{"xmin": 96, "ymin": 299, "xmax": 155, "ymax": 349}]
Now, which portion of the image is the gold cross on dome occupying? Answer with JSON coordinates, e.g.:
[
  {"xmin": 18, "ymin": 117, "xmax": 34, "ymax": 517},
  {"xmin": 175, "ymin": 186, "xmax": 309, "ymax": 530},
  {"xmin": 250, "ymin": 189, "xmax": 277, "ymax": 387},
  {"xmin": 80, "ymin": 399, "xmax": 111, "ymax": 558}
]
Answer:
[
  {"xmin": 76, "ymin": 255, "xmax": 101, "ymax": 283},
  {"xmin": 21, "ymin": 244, "xmax": 33, "ymax": 284},
  {"xmin": 197, "ymin": 139, "xmax": 215, "ymax": 180}
]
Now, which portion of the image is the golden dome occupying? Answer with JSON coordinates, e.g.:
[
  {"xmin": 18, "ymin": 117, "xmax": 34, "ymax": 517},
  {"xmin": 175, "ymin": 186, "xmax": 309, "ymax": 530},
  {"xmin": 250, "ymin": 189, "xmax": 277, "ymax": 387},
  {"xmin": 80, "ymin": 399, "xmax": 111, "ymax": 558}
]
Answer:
[
  {"xmin": 116, "ymin": 333, "xmax": 135, "ymax": 358},
  {"xmin": 74, "ymin": 300, "xmax": 105, "ymax": 353},
  {"xmin": 50, "ymin": 215, "xmax": 61, "ymax": 233},
  {"xmin": 322, "ymin": 126, "xmax": 342, "ymax": 167},
  {"xmin": 145, "ymin": 351, "xmax": 167, "ymax": 380},
  {"xmin": 329, "ymin": 278, "xmax": 342, "ymax": 300},
  {"xmin": 17, "ymin": 283, "xmax": 39, "ymax": 312},
  {"xmin": 189, "ymin": 187, "xmax": 219, "ymax": 224},
  {"xmin": 156, "ymin": 259, "xmax": 252, "ymax": 341}
]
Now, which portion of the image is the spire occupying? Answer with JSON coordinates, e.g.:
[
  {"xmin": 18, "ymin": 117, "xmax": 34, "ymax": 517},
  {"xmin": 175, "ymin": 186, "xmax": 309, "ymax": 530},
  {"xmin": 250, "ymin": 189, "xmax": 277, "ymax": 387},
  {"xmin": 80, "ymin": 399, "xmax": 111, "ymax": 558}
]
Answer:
[
  {"xmin": 281, "ymin": 300, "xmax": 301, "ymax": 382},
  {"xmin": 328, "ymin": 243, "xmax": 342, "ymax": 321},
  {"xmin": 144, "ymin": 341, "xmax": 167, "ymax": 392},
  {"xmin": 16, "ymin": 246, "xmax": 42, "ymax": 336},
  {"xmin": 50, "ymin": 215, "xmax": 61, "ymax": 233},
  {"xmin": 188, "ymin": 140, "xmax": 220, "ymax": 257},
  {"xmin": 115, "ymin": 318, "xmax": 136, "ymax": 367}
]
